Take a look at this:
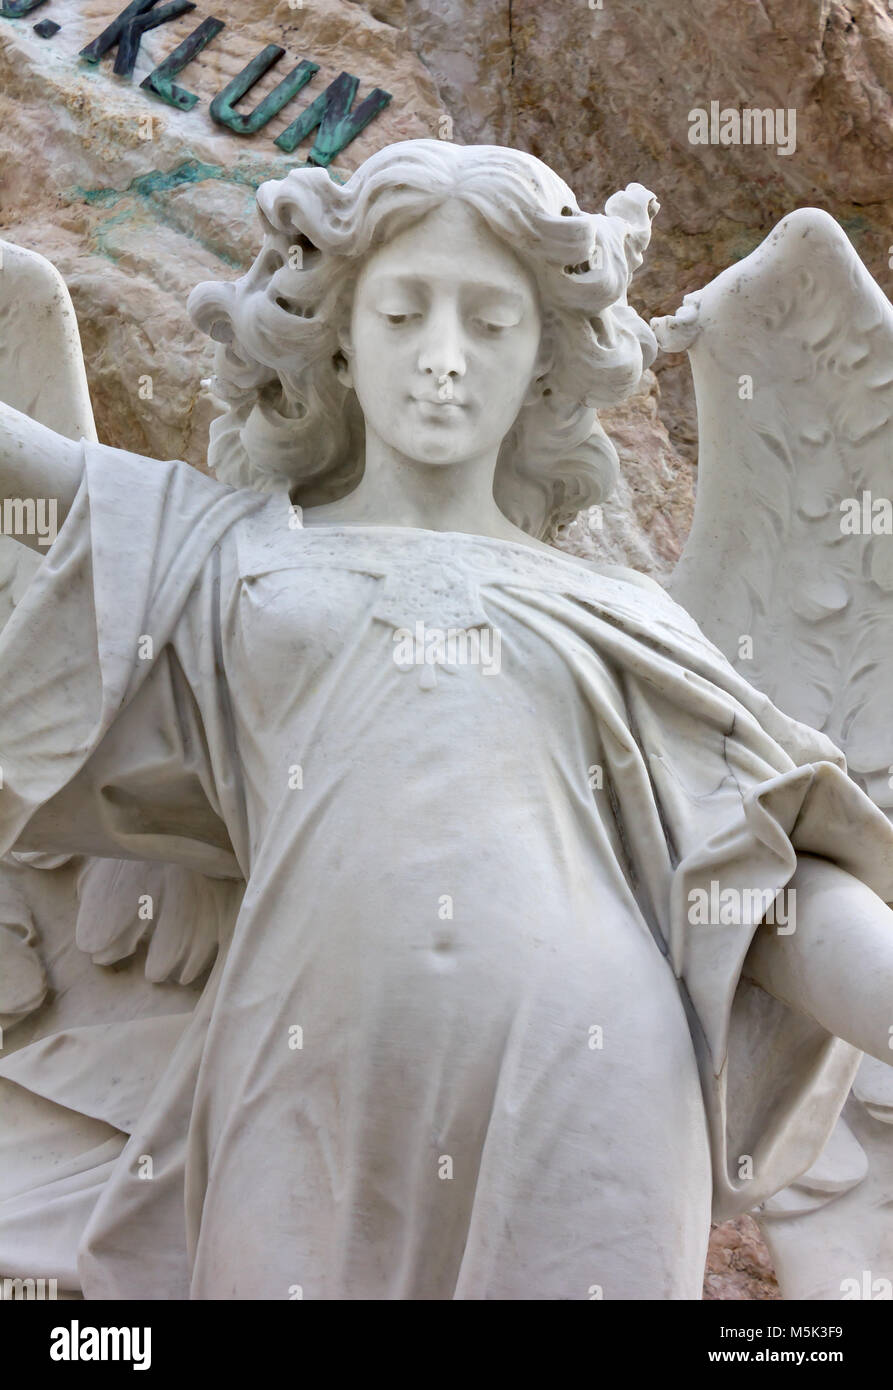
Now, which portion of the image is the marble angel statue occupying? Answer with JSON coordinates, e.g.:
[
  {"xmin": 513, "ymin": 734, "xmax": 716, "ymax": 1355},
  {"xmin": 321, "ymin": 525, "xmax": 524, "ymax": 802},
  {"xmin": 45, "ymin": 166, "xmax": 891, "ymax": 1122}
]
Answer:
[{"xmin": 1, "ymin": 139, "xmax": 893, "ymax": 1302}]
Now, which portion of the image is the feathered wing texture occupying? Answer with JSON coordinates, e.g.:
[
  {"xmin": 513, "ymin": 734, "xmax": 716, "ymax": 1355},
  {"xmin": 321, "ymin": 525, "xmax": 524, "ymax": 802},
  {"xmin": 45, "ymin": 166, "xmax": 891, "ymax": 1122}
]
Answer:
[
  {"xmin": 0, "ymin": 239, "xmax": 243, "ymax": 1013},
  {"xmin": 0, "ymin": 238, "xmax": 98, "ymax": 632},
  {"xmin": 0, "ymin": 237, "xmax": 99, "ymax": 1041},
  {"xmin": 0, "ymin": 240, "xmax": 97, "ymax": 446},
  {"xmin": 0, "ymin": 242, "xmax": 244, "ymax": 1290},
  {"xmin": 654, "ymin": 210, "xmax": 893, "ymax": 1297},
  {"xmin": 655, "ymin": 208, "xmax": 893, "ymax": 808}
]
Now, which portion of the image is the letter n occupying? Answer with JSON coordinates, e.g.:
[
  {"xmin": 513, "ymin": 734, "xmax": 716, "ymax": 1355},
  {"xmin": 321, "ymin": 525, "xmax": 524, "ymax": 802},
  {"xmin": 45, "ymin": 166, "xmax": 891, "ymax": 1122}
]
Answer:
[{"xmin": 274, "ymin": 71, "xmax": 391, "ymax": 165}]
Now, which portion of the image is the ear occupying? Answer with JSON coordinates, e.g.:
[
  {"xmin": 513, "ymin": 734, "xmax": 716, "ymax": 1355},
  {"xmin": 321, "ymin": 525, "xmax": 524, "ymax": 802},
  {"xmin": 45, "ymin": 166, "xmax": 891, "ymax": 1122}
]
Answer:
[
  {"xmin": 533, "ymin": 328, "xmax": 554, "ymax": 380},
  {"xmin": 333, "ymin": 318, "xmax": 355, "ymax": 388},
  {"xmin": 333, "ymin": 348, "xmax": 353, "ymax": 389},
  {"xmin": 521, "ymin": 331, "xmax": 554, "ymax": 406}
]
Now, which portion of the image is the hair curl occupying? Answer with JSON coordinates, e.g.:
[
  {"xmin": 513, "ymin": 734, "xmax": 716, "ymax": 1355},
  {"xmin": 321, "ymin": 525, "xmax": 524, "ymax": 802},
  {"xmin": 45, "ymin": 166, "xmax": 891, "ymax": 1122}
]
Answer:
[{"xmin": 188, "ymin": 139, "xmax": 659, "ymax": 538}]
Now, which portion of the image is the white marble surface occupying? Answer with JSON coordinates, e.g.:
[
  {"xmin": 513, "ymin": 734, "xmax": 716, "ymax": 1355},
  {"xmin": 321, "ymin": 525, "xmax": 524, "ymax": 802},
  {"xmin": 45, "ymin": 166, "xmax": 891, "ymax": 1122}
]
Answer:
[{"xmin": 1, "ymin": 141, "xmax": 893, "ymax": 1299}]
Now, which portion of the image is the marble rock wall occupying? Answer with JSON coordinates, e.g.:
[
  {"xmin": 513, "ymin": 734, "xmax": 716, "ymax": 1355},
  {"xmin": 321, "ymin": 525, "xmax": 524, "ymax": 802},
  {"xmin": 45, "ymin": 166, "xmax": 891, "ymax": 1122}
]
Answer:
[{"xmin": 4, "ymin": 0, "xmax": 887, "ymax": 1300}]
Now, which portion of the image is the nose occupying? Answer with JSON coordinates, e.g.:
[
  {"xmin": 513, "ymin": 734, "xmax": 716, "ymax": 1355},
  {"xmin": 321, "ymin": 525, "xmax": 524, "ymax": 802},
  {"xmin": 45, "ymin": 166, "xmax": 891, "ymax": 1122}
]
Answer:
[{"xmin": 416, "ymin": 303, "xmax": 466, "ymax": 384}]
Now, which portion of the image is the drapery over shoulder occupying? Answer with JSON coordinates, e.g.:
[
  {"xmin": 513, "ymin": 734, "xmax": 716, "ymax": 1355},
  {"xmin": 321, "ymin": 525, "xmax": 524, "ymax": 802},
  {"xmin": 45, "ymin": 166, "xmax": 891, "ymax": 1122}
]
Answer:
[
  {"xmin": 652, "ymin": 614, "xmax": 893, "ymax": 1218},
  {"xmin": 0, "ymin": 441, "xmax": 266, "ymax": 1293},
  {"xmin": 492, "ymin": 575, "xmax": 893, "ymax": 1221},
  {"xmin": 0, "ymin": 439, "xmax": 268, "ymax": 874}
]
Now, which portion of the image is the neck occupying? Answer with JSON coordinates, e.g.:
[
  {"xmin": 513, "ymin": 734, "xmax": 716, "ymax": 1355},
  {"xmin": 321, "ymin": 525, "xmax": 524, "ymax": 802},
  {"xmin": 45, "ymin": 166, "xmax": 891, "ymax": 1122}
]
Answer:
[{"xmin": 324, "ymin": 427, "xmax": 515, "ymax": 536}]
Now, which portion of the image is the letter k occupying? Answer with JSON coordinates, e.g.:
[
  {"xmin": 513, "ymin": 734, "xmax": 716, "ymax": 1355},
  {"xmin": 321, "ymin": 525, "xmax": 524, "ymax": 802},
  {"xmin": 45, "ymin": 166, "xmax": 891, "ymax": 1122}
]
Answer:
[{"xmin": 81, "ymin": 0, "xmax": 196, "ymax": 78}]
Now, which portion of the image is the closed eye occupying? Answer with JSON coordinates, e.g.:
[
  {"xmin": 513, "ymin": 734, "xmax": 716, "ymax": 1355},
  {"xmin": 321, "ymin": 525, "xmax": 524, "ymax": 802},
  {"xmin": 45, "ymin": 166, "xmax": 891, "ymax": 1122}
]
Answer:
[{"xmin": 472, "ymin": 318, "xmax": 516, "ymax": 335}]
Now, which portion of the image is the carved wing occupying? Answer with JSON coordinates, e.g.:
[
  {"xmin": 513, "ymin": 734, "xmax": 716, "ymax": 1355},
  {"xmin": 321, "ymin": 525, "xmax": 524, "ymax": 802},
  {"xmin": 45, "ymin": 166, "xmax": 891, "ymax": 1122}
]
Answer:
[
  {"xmin": 652, "ymin": 209, "xmax": 893, "ymax": 1300},
  {"xmin": 0, "ymin": 238, "xmax": 97, "ymax": 628},
  {"xmin": 654, "ymin": 208, "xmax": 893, "ymax": 808},
  {"xmin": 0, "ymin": 241, "xmax": 243, "ymax": 1295},
  {"xmin": 0, "ymin": 238, "xmax": 97, "ymax": 446},
  {"xmin": 0, "ymin": 236, "xmax": 99, "ymax": 1039}
]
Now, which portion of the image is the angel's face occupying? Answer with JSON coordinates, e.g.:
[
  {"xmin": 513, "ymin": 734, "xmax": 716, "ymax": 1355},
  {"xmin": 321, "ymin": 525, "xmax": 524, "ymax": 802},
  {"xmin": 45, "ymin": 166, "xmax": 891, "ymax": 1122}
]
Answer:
[{"xmin": 343, "ymin": 198, "xmax": 545, "ymax": 468}]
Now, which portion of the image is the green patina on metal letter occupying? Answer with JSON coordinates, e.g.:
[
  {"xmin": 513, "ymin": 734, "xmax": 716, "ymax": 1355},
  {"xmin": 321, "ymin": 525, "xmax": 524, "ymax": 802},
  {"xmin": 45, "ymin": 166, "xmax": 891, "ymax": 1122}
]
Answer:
[
  {"xmin": 274, "ymin": 71, "xmax": 391, "ymax": 165},
  {"xmin": 210, "ymin": 46, "xmax": 318, "ymax": 137},
  {"xmin": 81, "ymin": 0, "xmax": 194, "ymax": 76},
  {"xmin": 112, "ymin": 0, "xmax": 195, "ymax": 78},
  {"xmin": 139, "ymin": 15, "xmax": 225, "ymax": 110},
  {"xmin": 1, "ymin": 0, "xmax": 49, "ymax": 16}
]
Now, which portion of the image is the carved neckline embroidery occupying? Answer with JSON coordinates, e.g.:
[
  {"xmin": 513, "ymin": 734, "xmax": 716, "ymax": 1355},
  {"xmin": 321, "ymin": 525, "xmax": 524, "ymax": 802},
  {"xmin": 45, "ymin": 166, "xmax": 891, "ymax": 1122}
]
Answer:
[
  {"xmin": 236, "ymin": 502, "xmax": 711, "ymax": 689},
  {"xmin": 244, "ymin": 505, "xmax": 675, "ymax": 630}
]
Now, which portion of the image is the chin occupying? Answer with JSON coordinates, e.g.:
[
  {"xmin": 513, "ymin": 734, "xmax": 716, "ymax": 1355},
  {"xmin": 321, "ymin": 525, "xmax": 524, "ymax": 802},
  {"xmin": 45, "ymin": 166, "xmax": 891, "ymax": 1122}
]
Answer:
[
  {"xmin": 415, "ymin": 451, "xmax": 475, "ymax": 467},
  {"xmin": 399, "ymin": 434, "xmax": 476, "ymax": 466}
]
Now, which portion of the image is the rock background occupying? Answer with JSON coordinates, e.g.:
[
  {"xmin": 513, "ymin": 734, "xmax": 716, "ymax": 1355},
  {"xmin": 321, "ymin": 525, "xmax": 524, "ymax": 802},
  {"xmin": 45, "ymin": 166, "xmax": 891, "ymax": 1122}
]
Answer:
[
  {"xmin": 3, "ymin": 0, "xmax": 888, "ymax": 1299},
  {"xmin": 0, "ymin": 0, "xmax": 446, "ymax": 470}
]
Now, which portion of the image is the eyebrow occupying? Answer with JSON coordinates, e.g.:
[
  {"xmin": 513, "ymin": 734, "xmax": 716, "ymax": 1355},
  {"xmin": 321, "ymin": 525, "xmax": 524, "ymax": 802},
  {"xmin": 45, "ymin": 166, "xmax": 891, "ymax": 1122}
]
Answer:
[{"xmin": 368, "ymin": 273, "xmax": 526, "ymax": 306}]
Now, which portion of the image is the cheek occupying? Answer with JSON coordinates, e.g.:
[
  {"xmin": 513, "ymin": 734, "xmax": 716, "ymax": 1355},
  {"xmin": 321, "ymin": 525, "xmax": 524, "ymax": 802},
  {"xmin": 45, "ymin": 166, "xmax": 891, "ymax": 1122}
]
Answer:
[
  {"xmin": 484, "ymin": 337, "xmax": 540, "ymax": 409},
  {"xmin": 351, "ymin": 331, "xmax": 394, "ymax": 397},
  {"xmin": 512, "ymin": 324, "xmax": 543, "ymax": 372},
  {"xmin": 487, "ymin": 322, "xmax": 540, "ymax": 373},
  {"xmin": 349, "ymin": 302, "xmax": 387, "ymax": 374},
  {"xmin": 351, "ymin": 346, "xmax": 414, "ymax": 438}
]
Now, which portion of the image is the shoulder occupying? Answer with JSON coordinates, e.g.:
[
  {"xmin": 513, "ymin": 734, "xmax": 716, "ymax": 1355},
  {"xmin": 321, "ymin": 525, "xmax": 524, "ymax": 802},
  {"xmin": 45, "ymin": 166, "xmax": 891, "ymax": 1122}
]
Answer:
[
  {"xmin": 81, "ymin": 441, "xmax": 272, "ymax": 527},
  {"xmin": 584, "ymin": 563, "xmax": 667, "ymax": 596},
  {"xmin": 228, "ymin": 489, "xmax": 305, "ymax": 575},
  {"xmin": 534, "ymin": 545, "xmax": 675, "ymax": 607},
  {"xmin": 581, "ymin": 558, "xmax": 726, "ymax": 651},
  {"xmin": 83, "ymin": 440, "xmax": 230, "ymax": 501},
  {"xmin": 80, "ymin": 442, "xmax": 275, "ymax": 598}
]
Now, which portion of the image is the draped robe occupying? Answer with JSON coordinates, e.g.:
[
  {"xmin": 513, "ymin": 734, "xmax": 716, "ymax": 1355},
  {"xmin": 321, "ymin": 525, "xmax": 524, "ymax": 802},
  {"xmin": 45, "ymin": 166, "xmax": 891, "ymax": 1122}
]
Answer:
[{"xmin": 1, "ymin": 440, "xmax": 892, "ymax": 1299}]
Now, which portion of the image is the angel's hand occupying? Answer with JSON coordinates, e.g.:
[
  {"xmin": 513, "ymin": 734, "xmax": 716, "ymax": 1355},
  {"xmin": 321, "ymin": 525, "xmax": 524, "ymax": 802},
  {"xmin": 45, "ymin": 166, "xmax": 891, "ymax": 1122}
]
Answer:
[{"xmin": 743, "ymin": 854, "xmax": 893, "ymax": 1065}]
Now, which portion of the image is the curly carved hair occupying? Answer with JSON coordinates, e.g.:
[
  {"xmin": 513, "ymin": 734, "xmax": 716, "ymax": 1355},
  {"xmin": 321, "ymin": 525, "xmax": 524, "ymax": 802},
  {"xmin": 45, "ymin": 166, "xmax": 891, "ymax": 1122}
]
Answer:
[{"xmin": 187, "ymin": 139, "xmax": 659, "ymax": 538}]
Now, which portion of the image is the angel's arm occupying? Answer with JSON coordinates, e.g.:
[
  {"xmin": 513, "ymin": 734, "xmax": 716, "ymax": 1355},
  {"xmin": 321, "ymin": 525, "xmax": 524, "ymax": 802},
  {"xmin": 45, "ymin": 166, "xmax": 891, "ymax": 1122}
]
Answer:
[
  {"xmin": 743, "ymin": 853, "xmax": 893, "ymax": 1065},
  {"xmin": 0, "ymin": 399, "xmax": 83, "ymax": 551}
]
